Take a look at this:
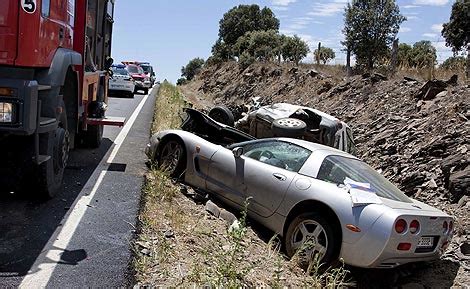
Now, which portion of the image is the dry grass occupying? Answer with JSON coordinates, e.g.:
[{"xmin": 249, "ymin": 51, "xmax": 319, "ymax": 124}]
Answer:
[{"xmin": 132, "ymin": 80, "xmax": 351, "ymax": 287}]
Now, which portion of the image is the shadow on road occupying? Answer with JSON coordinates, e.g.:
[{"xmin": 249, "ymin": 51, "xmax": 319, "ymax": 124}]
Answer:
[{"xmin": 0, "ymin": 138, "xmax": 112, "ymax": 277}]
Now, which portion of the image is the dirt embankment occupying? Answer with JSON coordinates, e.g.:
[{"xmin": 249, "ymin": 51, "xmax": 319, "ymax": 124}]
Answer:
[{"xmin": 181, "ymin": 61, "xmax": 470, "ymax": 286}]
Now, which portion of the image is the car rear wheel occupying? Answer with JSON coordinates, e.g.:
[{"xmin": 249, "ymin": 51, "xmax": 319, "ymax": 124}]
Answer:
[
  {"xmin": 157, "ymin": 139, "xmax": 186, "ymax": 178},
  {"xmin": 208, "ymin": 106, "xmax": 235, "ymax": 126},
  {"xmin": 271, "ymin": 118, "xmax": 306, "ymax": 138},
  {"xmin": 285, "ymin": 213, "xmax": 337, "ymax": 268}
]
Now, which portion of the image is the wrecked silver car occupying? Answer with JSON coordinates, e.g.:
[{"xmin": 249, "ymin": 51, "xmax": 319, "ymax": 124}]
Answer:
[{"xmin": 234, "ymin": 103, "xmax": 357, "ymax": 155}]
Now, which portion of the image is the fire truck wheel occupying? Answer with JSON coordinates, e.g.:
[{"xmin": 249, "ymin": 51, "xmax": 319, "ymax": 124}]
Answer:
[
  {"xmin": 83, "ymin": 124, "xmax": 103, "ymax": 148},
  {"xmin": 36, "ymin": 118, "xmax": 69, "ymax": 199}
]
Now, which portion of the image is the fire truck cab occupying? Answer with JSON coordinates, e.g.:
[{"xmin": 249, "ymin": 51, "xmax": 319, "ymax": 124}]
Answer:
[{"xmin": 0, "ymin": 0, "xmax": 124, "ymax": 198}]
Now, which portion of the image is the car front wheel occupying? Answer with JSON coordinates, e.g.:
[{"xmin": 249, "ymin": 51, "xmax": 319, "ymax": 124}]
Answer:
[{"xmin": 285, "ymin": 213, "xmax": 337, "ymax": 268}]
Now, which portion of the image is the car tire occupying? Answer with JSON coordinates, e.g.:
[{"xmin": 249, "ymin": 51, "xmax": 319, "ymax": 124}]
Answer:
[
  {"xmin": 208, "ymin": 106, "xmax": 235, "ymax": 126},
  {"xmin": 157, "ymin": 138, "xmax": 186, "ymax": 179},
  {"xmin": 271, "ymin": 118, "xmax": 306, "ymax": 138},
  {"xmin": 285, "ymin": 213, "xmax": 338, "ymax": 268},
  {"xmin": 143, "ymin": 88, "xmax": 149, "ymax": 95}
]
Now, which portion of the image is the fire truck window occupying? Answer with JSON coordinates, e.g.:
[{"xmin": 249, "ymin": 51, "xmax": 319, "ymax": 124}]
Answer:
[
  {"xmin": 107, "ymin": 1, "xmax": 114, "ymax": 18},
  {"xmin": 42, "ymin": 0, "xmax": 51, "ymax": 17}
]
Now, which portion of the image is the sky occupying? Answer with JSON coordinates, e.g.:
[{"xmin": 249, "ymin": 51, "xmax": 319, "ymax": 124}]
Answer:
[{"xmin": 111, "ymin": 0, "xmax": 456, "ymax": 83}]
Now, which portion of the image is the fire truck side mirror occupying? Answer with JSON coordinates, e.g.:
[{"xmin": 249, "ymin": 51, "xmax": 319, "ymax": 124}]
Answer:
[{"xmin": 105, "ymin": 57, "xmax": 114, "ymax": 70}]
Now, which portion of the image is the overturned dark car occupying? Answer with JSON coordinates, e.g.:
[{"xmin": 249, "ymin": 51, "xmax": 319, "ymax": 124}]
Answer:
[{"xmin": 181, "ymin": 103, "xmax": 357, "ymax": 155}]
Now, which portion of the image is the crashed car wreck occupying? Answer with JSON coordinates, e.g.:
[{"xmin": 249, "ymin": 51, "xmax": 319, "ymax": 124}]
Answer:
[
  {"xmin": 183, "ymin": 104, "xmax": 357, "ymax": 155},
  {"xmin": 234, "ymin": 103, "xmax": 357, "ymax": 155},
  {"xmin": 145, "ymin": 127, "xmax": 454, "ymax": 269}
]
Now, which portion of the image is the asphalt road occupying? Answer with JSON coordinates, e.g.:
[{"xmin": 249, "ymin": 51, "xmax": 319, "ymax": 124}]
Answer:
[{"xmin": 0, "ymin": 87, "xmax": 157, "ymax": 287}]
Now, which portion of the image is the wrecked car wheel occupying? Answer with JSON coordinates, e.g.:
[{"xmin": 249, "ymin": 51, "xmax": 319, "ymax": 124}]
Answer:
[
  {"xmin": 158, "ymin": 139, "xmax": 186, "ymax": 178},
  {"xmin": 271, "ymin": 118, "xmax": 306, "ymax": 138},
  {"xmin": 285, "ymin": 213, "xmax": 337, "ymax": 268},
  {"xmin": 208, "ymin": 106, "xmax": 235, "ymax": 126}
]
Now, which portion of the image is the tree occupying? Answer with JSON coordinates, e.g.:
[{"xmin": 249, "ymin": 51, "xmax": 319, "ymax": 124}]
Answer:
[
  {"xmin": 442, "ymin": 0, "xmax": 470, "ymax": 78},
  {"xmin": 409, "ymin": 40, "xmax": 436, "ymax": 68},
  {"xmin": 313, "ymin": 46, "xmax": 336, "ymax": 64},
  {"xmin": 216, "ymin": 5, "xmax": 279, "ymax": 58},
  {"xmin": 343, "ymin": 0, "xmax": 405, "ymax": 70},
  {"xmin": 181, "ymin": 58, "xmax": 205, "ymax": 81},
  {"xmin": 234, "ymin": 30, "xmax": 281, "ymax": 61},
  {"xmin": 281, "ymin": 35, "xmax": 310, "ymax": 64},
  {"xmin": 211, "ymin": 39, "xmax": 233, "ymax": 62},
  {"xmin": 397, "ymin": 43, "xmax": 413, "ymax": 67},
  {"xmin": 440, "ymin": 56, "xmax": 467, "ymax": 71}
]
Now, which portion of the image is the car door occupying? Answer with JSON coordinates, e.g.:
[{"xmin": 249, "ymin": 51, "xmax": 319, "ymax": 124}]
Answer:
[{"xmin": 208, "ymin": 140, "xmax": 311, "ymax": 218}]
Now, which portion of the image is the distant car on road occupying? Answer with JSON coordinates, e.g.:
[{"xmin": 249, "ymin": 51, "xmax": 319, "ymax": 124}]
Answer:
[
  {"xmin": 123, "ymin": 63, "xmax": 151, "ymax": 94},
  {"xmin": 139, "ymin": 62, "xmax": 156, "ymax": 86},
  {"xmin": 109, "ymin": 64, "xmax": 135, "ymax": 97},
  {"xmin": 146, "ymin": 128, "xmax": 454, "ymax": 269}
]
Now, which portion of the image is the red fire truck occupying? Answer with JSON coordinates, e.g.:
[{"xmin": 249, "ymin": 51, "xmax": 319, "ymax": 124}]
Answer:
[{"xmin": 0, "ymin": 0, "xmax": 124, "ymax": 198}]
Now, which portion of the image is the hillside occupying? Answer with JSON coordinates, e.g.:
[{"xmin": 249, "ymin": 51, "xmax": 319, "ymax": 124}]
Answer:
[{"xmin": 181, "ymin": 61, "xmax": 470, "ymax": 286}]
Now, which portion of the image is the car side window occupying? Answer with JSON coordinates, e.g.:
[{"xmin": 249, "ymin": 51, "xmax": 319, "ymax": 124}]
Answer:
[{"xmin": 242, "ymin": 141, "xmax": 311, "ymax": 172}]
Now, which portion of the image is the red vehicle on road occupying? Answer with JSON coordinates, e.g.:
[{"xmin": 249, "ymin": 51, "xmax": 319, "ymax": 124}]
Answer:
[
  {"xmin": 122, "ymin": 61, "xmax": 151, "ymax": 94},
  {"xmin": 0, "ymin": 0, "xmax": 124, "ymax": 198}
]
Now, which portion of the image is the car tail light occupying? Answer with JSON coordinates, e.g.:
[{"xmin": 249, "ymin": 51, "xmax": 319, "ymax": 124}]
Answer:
[
  {"xmin": 409, "ymin": 220, "xmax": 420, "ymax": 234},
  {"xmin": 443, "ymin": 221, "xmax": 448, "ymax": 234},
  {"xmin": 395, "ymin": 219, "xmax": 407, "ymax": 234},
  {"xmin": 397, "ymin": 243, "xmax": 411, "ymax": 251}
]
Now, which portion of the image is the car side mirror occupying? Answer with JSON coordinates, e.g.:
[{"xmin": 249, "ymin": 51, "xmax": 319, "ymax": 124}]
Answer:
[{"xmin": 232, "ymin": 147, "xmax": 243, "ymax": 158}]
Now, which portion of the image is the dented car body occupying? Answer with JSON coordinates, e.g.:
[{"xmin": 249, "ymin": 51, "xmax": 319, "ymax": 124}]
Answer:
[{"xmin": 146, "ymin": 129, "xmax": 454, "ymax": 269}]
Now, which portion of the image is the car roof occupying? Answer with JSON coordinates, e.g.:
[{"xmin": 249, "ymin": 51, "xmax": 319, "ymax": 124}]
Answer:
[
  {"xmin": 276, "ymin": 137, "xmax": 358, "ymax": 159},
  {"xmin": 112, "ymin": 64, "xmax": 126, "ymax": 69}
]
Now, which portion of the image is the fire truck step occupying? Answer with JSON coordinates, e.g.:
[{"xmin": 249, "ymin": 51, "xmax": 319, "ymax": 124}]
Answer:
[
  {"xmin": 38, "ymin": 117, "xmax": 58, "ymax": 133},
  {"xmin": 38, "ymin": 85, "xmax": 52, "ymax": 91},
  {"xmin": 36, "ymin": 155, "xmax": 51, "ymax": 165},
  {"xmin": 86, "ymin": 116, "xmax": 126, "ymax": 127}
]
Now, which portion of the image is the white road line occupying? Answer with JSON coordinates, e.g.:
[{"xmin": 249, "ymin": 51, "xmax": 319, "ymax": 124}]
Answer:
[{"xmin": 20, "ymin": 88, "xmax": 154, "ymax": 288}]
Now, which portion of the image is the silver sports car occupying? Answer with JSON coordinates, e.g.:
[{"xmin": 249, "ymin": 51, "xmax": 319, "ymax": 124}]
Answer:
[{"xmin": 146, "ymin": 130, "xmax": 454, "ymax": 269}]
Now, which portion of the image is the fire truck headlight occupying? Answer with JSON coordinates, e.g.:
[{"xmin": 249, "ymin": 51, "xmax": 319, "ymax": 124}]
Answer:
[{"xmin": 0, "ymin": 102, "xmax": 13, "ymax": 123}]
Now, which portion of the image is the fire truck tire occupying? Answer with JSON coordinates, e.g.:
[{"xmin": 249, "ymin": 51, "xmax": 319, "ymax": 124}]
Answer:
[
  {"xmin": 36, "ymin": 109, "xmax": 69, "ymax": 199},
  {"xmin": 83, "ymin": 124, "xmax": 103, "ymax": 148}
]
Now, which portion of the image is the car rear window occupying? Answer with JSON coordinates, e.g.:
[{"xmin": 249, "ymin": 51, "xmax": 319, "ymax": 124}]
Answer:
[{"xmin": 317, "ymin": 155, "xmax": 412, "ymax": 203}]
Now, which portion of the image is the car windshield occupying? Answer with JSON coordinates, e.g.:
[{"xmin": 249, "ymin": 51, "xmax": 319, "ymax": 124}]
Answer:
[
  {"xmin": 141, "ymin": 65, "xmax": 151, "ymax": 73},
  {"xmin": 317, "ymin": 155, "xmax": 412, "ymax": 203},
  {"xmin": 127, "ymin": 66, "xmax": 141, "ymax": 74},
  {"xmin": 243, "ymin": 140, "xmax": 311, "ymax": 172},
  {"xmin": 113, "ymin": 68, "xmax": 129, "ymax": 76}
]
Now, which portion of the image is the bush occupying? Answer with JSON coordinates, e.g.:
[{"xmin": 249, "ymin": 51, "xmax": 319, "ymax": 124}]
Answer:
[
  {"xmin": 440, "ymin": 56, "xmax": 466, "ymax": 71},
  {"xmin": 282, "ymin": 35, "xmax": 310, "ymax": 65},
  {"xmin": 313, "ymin": 46, "xmax": 335, "ymax": 65},
  {"xmin": 181, "ymin": 58, "xmax": 205, "ymax": 81}
]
